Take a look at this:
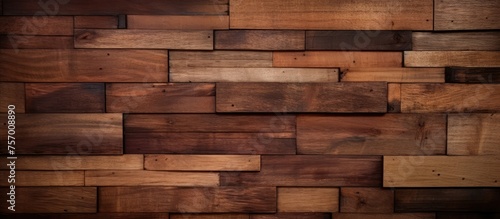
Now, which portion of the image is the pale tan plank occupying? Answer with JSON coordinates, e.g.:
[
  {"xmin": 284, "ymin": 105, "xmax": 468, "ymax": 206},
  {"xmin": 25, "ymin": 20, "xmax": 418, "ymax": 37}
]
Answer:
[
  {"xmin": 404, "ymin": 51, "xmax": 500, "ymax": 67},
  {"xmin": 448, "ymin": 113, "xmax": 500, "ymax": 155},
  {"xmin": 0, "ymin": 155, "xmax": 143, "ymax": 170},
  {"xmin": 0, "ymin": 83, "xmax": 25, "ymax": 113},
  {"xmin": 273, "ymin": 52, "xmax": 402, "ymax": 68},
  {"xmin": 0, "ymin": 171, "xmax": 84, "ymax": 186},
  {"xmin": 85, "ymin": 171, "xmax": 219, "ymax": 186},
  {"xmin": 170, "ymin": 51, "xmax": 272, "ymax": 68},
  {"xmin": 128, "ymin": 15, "xmax": 229, "ymax": 29},
  {"xmin": 412, "ymin": 32, "xmax": 500, "ymax": 51},
  {"xmin": 435, "ymin": 0, "xmax": 500, "ymax": 30},
  {"xmin": 340, "ymin": 68, "xmax": 444, "ymax": 82},
  {"xmin": 145, "ymin": 155, "xmax": 260, "ymax": 171},
  {"xmin": 277, "ymin": 187, "xmax": 339, "ymax": 212}
]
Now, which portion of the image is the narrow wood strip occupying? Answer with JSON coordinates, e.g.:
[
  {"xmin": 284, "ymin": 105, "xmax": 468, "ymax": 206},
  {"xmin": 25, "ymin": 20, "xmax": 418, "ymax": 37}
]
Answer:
[
  {"xmin": 251, "ymin": 213, "xmax": 332, "ymax": 219},
  {"xmin": 273, "ymin": 52, "xmax": 402, "ymax": 68},
  {"xmin": 445, "ymin": 67, "xmax": 500, "ymax": 83},
  {"xmin": 215, "ymin": 30, "xmax": 305, "ymax": 50},
  {"xmin": 388, "ymin": 83, "xmax": 401, "ymax": 113},
  {"xmin": 306, "ymin": 31, "xmax": 411, "ymax": 51},
  {"xmin": 404, "ymin": 51, "xmax": 500, "ymax": 67},
  {"xmin": 0, "ymin": 82, "xmax": 25, "ymax": 113},
  {"xmin": 437, "ymin": 213, "xmax": 500, "ymax": 219},
  {"xmin": 0, "ymin": 171, "xmax": 84, "ymax": 186},
  {"xmin": 448, "ymin": 113, "xmax": 500, "ymax": 155},
  {"xmin": 0, "ymin": 155, "xmax": 143, "ymax": 170},
  {"xmin": 0, "ymin": 213, "xmax": 170, "ymax": 219},
  {"xmin": 0, "ymin": 16, "xmax": 73, "ymax": 35},
  {"xmin": 340, "ymin": 68, "xmax": 445, "ymax": 83},
  {"xmin": 170, "ymin": 51, "xmax": 272, "ymax": 68},
  {"xmin": 412, "ymin": 32, "xmax": 500, "ymax": 51},
  {"xmin": 145, "ymin": 155, "xmax": 260, "ymax": 171},
  {"xmin": 0, "ymin": 36, "xmax": 73, "ymax": 49},
  {"xmin": 340, "ymin": 188, "xmax": 394, "ymax": 213},
  {"xmin": 171, "ymin": 214, "xmax": 249, "ymax": 219},
  {"xmin": 277, "ymin": 187, "xmax": 339, "ymax": 212},
  {"xmin": 331, "ymin": 213, "xmax": 435, "ymax": 219},
  {"xmin": 434, "ymin": 0, "xmax": 500, "ymax": 30},
  {"xmin": 74, "ymin": 16, "xmax": 118, "ymax": 29},
  {"xmin": 85, "ymin": 171, "xmax": 219, "ymax": 186},
  {"xmin": 128, "ymin": 15, "xmax": 229, "ymax": 30}
]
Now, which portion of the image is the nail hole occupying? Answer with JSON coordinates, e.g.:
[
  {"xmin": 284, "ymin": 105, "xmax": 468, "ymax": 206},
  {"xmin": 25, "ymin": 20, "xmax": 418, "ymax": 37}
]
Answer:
[
  {"xmin": 99, "ymin": 68, "xmax": 103, "ymax": 70},
  {"xmin": 437, "ymin": 174, "xmax": 441, "ymax": 176}
]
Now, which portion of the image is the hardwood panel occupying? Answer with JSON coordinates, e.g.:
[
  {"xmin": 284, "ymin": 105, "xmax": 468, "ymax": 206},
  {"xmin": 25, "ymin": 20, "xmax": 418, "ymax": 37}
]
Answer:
[
  {"xmin": 340, "ymin": 187, "xmax": 393, "ymax": 213},
  {"xmin": 99, "ymin": 187, "xmax": 276, "ymax": 213},
  {"xmin": 251, "ymin": 213, "xmax": 331, "ymax": 219},
  {"xmin": 273, "ymin": 52, "xmax": 402, "ymax": 68},
  {"xmin": 26, "ymin": 83, "xmax": 105, "ymax": 113},
  {"xmin": 412, "ymin": 32, "xmax": 500, "ymax": 51},
  {"xmin": 220, "ymin": 155, "xmax": 382, "ymax": 187},
  {"xmin": 170, "ymin": 214, "xmax": 248, "ymax": 219},
  {"xmin": 106, "ymin": 83, "xmax": 215, "ymax": 113},
  {"xmin": 0, "ymin": 82, "xmax": 25, "ymax": 113},
  {"xmin": 0, "ymin": 36, "xmax": 73, "ymax": 49},
  {"xmin": 0, "ymin": 16, "xmax": 73, "ymax": 35},
  {"xmin": 216, "ymin": 82, "xmax": 387, "ymax": 113},
  {"xmin": 85, "ymin": 171, "xmax": 219, "ymax": 186},
  {"xmin": 0, "ymin": 114, "xmax": 122, "ymax": 154},
  {"xmin": 340, "ymin": 68, "xmax": 444, "ymax": 83},
  {"xmin": 0, "ymin": 155, "xmax": 143, "ymax": 170},
  {"xmin": 0, "ymin": 49, "xmax": 168, "ymax": 82},
  {"xmin": 401, "ymin": 84, "xmax": 500, "ymax": 113},
  {"xmin": 0, "ymin": 171, "xmax": 84, "ymax": 186},
  {"xmin": 74, "ymin": 29, "xmax": 213, "ymax": 50},
  {"xmin": 306, "ymin": 31, "xmax": 411, "ymax": 51},
  {"xmin": 170, "ymin": 51, "xmax": 272, "ymax": 68},
  {"xmin": 128, "ymin": 15, "xmax": 229, "ymax": 30},
  {"xmin": 395, "ymin": 188, "xmax": 500, "ymax": 212},
  {"xmin": 230, "ymin": 0, "xmax": 432, "ymax": 30},
  {"xmin": 384, "ymin": 156, "xmax": 500, "ymax": 187},
  {"xmin": 145, "ymin": 155, "xmax": 260, "ymax": 171},
  {"xmin": 0, "ymin": 187, "xmax": 96, "ymax": 213},
  {"xmin": 215, "ymin": 30, "xmax": 304, "ymax": 50},
  {"xmin": 448, "ymin": 113, "xmax": 500, "ymax": 155},
  {"xmin": 437, "ymin": 213, "xmax": 500, "ymax": 219},
  {"xmin": 434, "ymin": 0, "xmax": 500, "ymax": 30},
  {"xmin": 0, "ymin": 213, "xmax": 170, "ymax": 219},
  {"xmin": 404, "ymin": 51, "xmax": 500, "ymax": 67},
  {"xmin": 445, "ymin": 67, "xmax": 500, "ymax": 83},
  {"xmin": 388, "ymin": 83, "xmax": 401, "ymax": 113},
  {"xmin": 277, "ymin": 187, "xmax": 339, "ymax": 212},
  {"xmin": 331, "ymin": 213, "xmax": 435, "ymax": 219},
  {"xmin": 74, "ymin": 16, "xmax": 118, "ymax": 29},
  {"xmin": 297, "ymin": 114, "xmax": 446, "ymax": 155}
]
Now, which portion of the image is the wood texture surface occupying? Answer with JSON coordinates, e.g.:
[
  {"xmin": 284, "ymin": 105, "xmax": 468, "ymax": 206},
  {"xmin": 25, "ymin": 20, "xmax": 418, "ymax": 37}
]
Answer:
[
  {"xmin": 331, "ymin": 213, "xmax": 436, "ymax": 219},
  {"xmin": 404, "ymin": 51, "xmax": 500, "ymax": 67},
  {"xmin": 170, "ymin": 51, "xmax": 272, "ymax": 68},
  {"xmin": 297, "ymin": 114, "xmax": 446, "ymax": 155},
  {"xmin": 445, "ymin": 67, "xmax": 500, "ymax": 83},
  {"xmin": 0, "ymin": 171, "xmax": 84, "ymax": 186},
  {"xmin": 230, "ymin": 0, "xmax": 432, "ymax": 30},
  {"xmin": 388, "ymin": 83, "xmax": 401, "ymax": 113},
  {"xmin": 251, "ymin": 213, "xmax": 331, "ymax": 219},
  {"xmin": 0, "ymin": 82, "xmax": 25, "ymax": 113},
  {"xmin": 412, "ymin": 32, "xmax": 500, "ymax": 51},
  {"xmin": 215, "ymin": 30, "xmax": 305, "ymax": 50},
  {"xmin": 448, "ymin": 113, "xmax": 500, "ymax": 155},
  {"xmin": 306, "ymin": 31, "xmax": 412, "ymax": 51},
  {"xmin": 434, "ymin": 0, "xmax": 500, "ymax": 30},
  {"xmin": 74, "ymin": 16, "xmax": 118, "ymax": 29},
  {"xmin": 99, "ymin": 187, "xmax": 276, "ymax": 213},
  {"xmin": 341, "ymin": 187, "xmax": 394, "ymax": 213},
  {"xmin": 145, "ymin": 155, "xmax": 260, "ymax": 171},
  {"xmin": 128, "ymin": 15, "xmax": 228, "ymax": 30},
  {"xmin": 273, "ymin": 52, "xmax": 402, "ymax": 68},
  {"xmin": 340, "ymin": 68, "xmax": 445, "ymax": 83},
  {"xmin": 216, "ymin": 82, "xmax": 387, "ymax": 113},
  {"xmin": 0, "ymin": 16, "xmax": 73, "ymax": 35},
  {"xmin": 277, "ymin": 187, "xmax": 339, "ymax": 212},
  {"xmin": 436, "ymin": 213, "xmax": 500, "ymax": 219},
  {"xmin": 0, "ymin": 36, "xmax": 73, "ymax": 49},
  {"xmin": 0, "ymin": 213, "xmax": 170, "ymax": 219},
  {"xmin": 85, "ymin": 171, "xmax": 219, "ymax": 186},
  {"xmin": 170, "ymin": 214, "xmax": 249, "ymax": 219},
  {"xmin": 0, "ymin": 155, "xmax": 143, "ymax": 170}
]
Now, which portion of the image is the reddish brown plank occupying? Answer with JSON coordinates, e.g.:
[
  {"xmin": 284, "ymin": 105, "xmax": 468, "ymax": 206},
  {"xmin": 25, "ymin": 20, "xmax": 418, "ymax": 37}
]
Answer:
[
  {"xmin": 128, "ymin": 15, "xmax": 229, "ymax": 30},
  {"xmin": 306, "ymin": 31, "xmax": 412, "ymax": 51},
  {"xmin": 0, "ymin": 213, "xmax": 170, "ymax": 219},
  {"xmin": 388, "ymin": 83, "xmax": 401, "ymax": 113},
  {"xmin": 170, "ymin": 214, "xmax": 248, "ymax": 219},
  {"xmin": 0, "ymin": 16, "xmax": 73, "ymax": 35},
  {"xmin": 273, "ymin": 52, "xmax": 402, "ymax": 68},
  {"xmin": 215, "ymin": 30, "xmax": 305, "ymax": 50},
  {"xmin": 278, "ymin": 187, "xmax": 339, "ymax": 212},
  {"xmin": 85, "ymin": 170, "xmax": 219, "ymax": 186},
  {"xmin": 250, "ymin": 213, "xmax": 331, "ymax": 219},
  {"xmin": 145, "ymin": 155, "xmax": 260, "ymax": 171},
  {"xmin": 0, "ymin": 36, "xmax": 73, "ymax": 49},
  {"xmin": 0, "ymin": 155, "xmax": 143, "ymax": 170},
  {"xmin": 434, "ymin": 0, "xmax": 500, "ymax": 30},
  {"xmin": 0, "ymin": 171, "xmax": 84, "ymax": 186},
  {"xmin": 74, "ymin": 16, "xmax": 118, "ymax": 29},
  {"xmin": 0, "ymin": 82, "xmax": 25, "ymax": 113},
  {"xmin": 341, "ymin": 187, "xmax": 394, "ymax": 213}
]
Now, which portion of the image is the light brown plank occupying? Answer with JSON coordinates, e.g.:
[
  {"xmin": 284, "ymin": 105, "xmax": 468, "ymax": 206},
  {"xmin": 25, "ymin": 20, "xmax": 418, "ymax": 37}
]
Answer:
[
  {"xmin": 435, "ymin": 0, "xmax": 500, "ymax": 30},
  {"xmin": 0, "ymin": 155, "xmax": 143, "ymax": 170},
  {"xmin": 0, "ymin": 83, "xmax": 25, "ymax": 113},
  {"xmin": 0, "ymin": 36, "xmax": 73, "ymax": 49},
  {"xmin": 74, "ymin": 16, "xmax": 118, "ymax": 29},
  {"xmin": 412, "ymin": 32, "xmax": 500, "ymax": 51},
  {"xmin": 145, "ymin": 155, "xmax": 260, "ymax": 171},
  {"xmin": 448, "ymin": 113, "xmax": 500, "ymax": 155},
  {"xmin": 215, "ymin": 30, "xmax": 304, "ymax": 50},
  {"xmin": 404, "ymin": 51, "xmax": 500, "ymax": 67},
  {"xmin": 230, "ymin": 0, "xmax": 432, "ymax": 30},
  {"xmin": 0, "ymin": 16, "xmax": 73, "ymax": 35},
  {"xmin": 273, "ymin": 52, "xmax": 402, "ymax": 68},
  {"xmin": 341, "ymin": 188, "xmax": 394, "ymax": 213},
  {"xmin": 331, "ymin": 213, "xmax": 435, "ymax": 219},
  {"xmin": 384, "ymin": 156, "xmax": 500, "ymax": 187},
  {"xmin": 340, "ymin": 68, "xmax": 445, "ymax": 83},
  {"xmin": 170, "ymin": 51, "xmax": 272, "ymax": 68},
  {"xmin": 128, "ymin": 15, "xmax": 229, "ymax": 29},
  {"xmin": 85, "ymin": 171, "xmax": 219, "ymax": 186},
  {"xmin": 388, "ymin": 83, "xmax": 401, "ymax": 113},
  {"xmin": 0, "ymin": 171, "xmax": 84, "ymax": 186},
  {"xmin": 278, "ymin": 187, "xmax": 339, "ymax": 212}
]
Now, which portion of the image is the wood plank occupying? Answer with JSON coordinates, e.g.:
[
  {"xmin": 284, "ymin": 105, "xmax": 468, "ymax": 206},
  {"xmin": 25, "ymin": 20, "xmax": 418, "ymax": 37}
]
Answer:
[
  {"xmin": 445, "ymin": 67, "xmax": 500, "ymax": 83},
  {"xmin": 404, "ymin": 51, "xmax": 500, "ymax": 67},
  {"xmin": 0, "ymin": 155, "xmax": 143, "ymax": 170},
  {"xmin": 412, "ymin": 32, "xmax": 500, "ymax": 51},
  {"xmin": 331, "ymin": 213, "xmax": 435, "ymax": 219},
  {"xmin": 384, "ymin": 156, "xmax": 500, "ymax": 187},
  {"xmin": 0, "ymin": 16, "xmax": 73, "ymax": 35},
  {"xmin": 128, "ymin": 15, "xmax": 229, "ymax": 30},
  {"xmin": 401, "ymin": 84, "xmax": 500, "ymax": 113},
  {"xmin": 145, "ymin": 155, "xmax": 260, "ymax": 171},
  {"xmin": 448, "ymin": 113, "xmax": 500, "ymax": 155},
  {"xmin": 0, "ymin": 171, "xmax": 84, "ymax": 186},
  {"xmin": 0, "ymin": 187, "xmax": 96, "ymax": 213},
  {"xmin": 340, "ymin": 68, "xmax": 445, "ymax": 83},
  {"xmin": 230, "ymin": 0, "xmax": 432, "ymax": 30},
  {"xmin": 85, "ymin": 171, "xmax": 219, "ymax": 186},
  {"xmin": 434, "ymin": 0, "xmax": 500, "ymax": 30},
  {"xmin": 99, "ymin": 187, "xmax": 276, "ymax": 213},
  {"xmin": 3, "ymin": 0, "xmax": 229, "ymax": 15},
  {"xmin": 340, "ymin": 188, "xmax": 393, "ymax": 213},
  {"xmin": 388, "ymin": 83, "xmax": 401, "ymax": 113},
  {"xmin": 220, "ymin": 155, "xmax": 382, "ymax": 187},
  {"xmin": 170, "ymin": 214, "xmax": 248, "ymax": 219},
  {"xmin": 0, "ymin": 49, "xmax": 168, "ymax": 82},
  {"xmin": 273, "ymin": 52, "xmax": 402, "ymax": 68},
  {"xmin": 277, "ymin": 187, "xmax": 339, "ymax": 212},
  {"xmin": 118, "ymin": 15, "xmax": 127, "ymax": 29},
  {"xmin": 251, "ymin": 213, "xmax": 331, "ymax": 219},
  {"xmin": 215, "ymin": 30, "xmax": 304, "ymax": 50},
  {"xmin": 437, "ymin": 213, "xmax": 500, "ymax": 219},
  {"xmin": 306, "ymin": 31, "xmax": 412, "ymax": 51},
  {"xmin": 74, "ymin": 16, "xmax": 118, "ymax": 29},
  {"xmin": 170, "ymin": 51, "xmax": 272, "ymax": 68},
  {"xmin": 395, "ymin": 188, "xmax": 500, "ymax": 212},
  {"xmin": 0, "ymin": 213, "xmax": 170, "ymax": 219},
  {"xmin": 217, "ymin": 82, "xmax": 387, "ymax": 113},
  {"xmin": 74, "ymin": 29, "xmax": 213, "ymax": 50},
  {"xmin": 0, "ymin": 82, "xmax": 25, "ymax": 113},
  {"xmin": 26, "ymin": 83, "xmax": 105, "ymax": 113},
  {"xmin": 106, "ymin": 83, "xmax": 215, "ymax": 113},
  {"xmin": 297, "ymin": 114, "xmax": 446, "ymax": 155},
  {"xmin": 0, "ymin": 113, "xmax": 122, "ymax": 154},
  {"xmin": 0, "ymin": 36, "xmax": 73, "ymax": 49}
]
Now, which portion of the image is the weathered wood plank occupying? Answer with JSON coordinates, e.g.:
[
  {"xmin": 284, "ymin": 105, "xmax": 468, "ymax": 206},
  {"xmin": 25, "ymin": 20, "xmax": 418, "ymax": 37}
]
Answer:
[
  {"xmin": 412, "ymin": 32, "xmax": 500, "ymax": 51},
  {"xmin": 277, "ymin": 187, "xmax": 339, "ymax": 212},
  {"xmin": 170, "ymin": 214, "xmax": 249, "ymax": 219},
  {"xmin": 340, "ymin": 68, "xmax": 445, "ymax": 83},
  {"xmin": 340, "ymin": 188, "xmax": 394, "ymax": 213},
  {"xmin": 170, "ymin": 51, "xmax": 272, "ymax": 68},
  {"xmin": 331, "ymin": 213, "xmax": 435, "ymax": 219},
  {"xmin": 0, "ymin": 155, "xmax": 143, "ymax": 170},
  {"xmin": 0, "ymin": 83, "xmax": 25, "ymax": 113},
  {"xmin": 99, "ymin": 187, "xmax": 276, "ymax": 213},
  {"xmin": 0, "ymin": 16, "xmax": 73, "ymax": 35},
  {"xmin": 434, "ymin": 0, "xmax": 500, "ymax": 30},
  {"xmin": 74, "ymin": 16, "xmax": 118, "ymax": 29},
  {"xmin": 215, "ymin": 30, "xmax": 304, "ymax": 50},
  {"xmin": 145, "ymin": 155, "xmax": 260, "ymax": 171},
  {"xmin": 404, "ymin": 51, "xmax": 500, "ymax": 67},
  {"xmin": 85, "ymin": 171, "xmax": 219, "ymax": 186},
  {"xmin": 230, "ymin": 0, "xmax": 432, "ymax": 30},
  {"xmin": 74, "ymin": 29, "xmax": 213, "ymax": 50},
  {"xmin": 128, "ymin": 15, "xmax": 229, "ymax": 30},
  {"xmin": 251, "ymin": 213, "xmax": 331, "ymax": 219},
  {"xmin": 384, "ymin": 156, "xmax": 500, "ymax": 187},
  {"xmin": 297, "ymin": 114, "xmax": 446, "ymax": 155},
  {"xmin": 448, "ymin": 113, "xmax": 500, "ymax": 155},
  {"xmin": 445, "ymin": 67, "xmax": 500, "ymax": 83},
  {"xmin": 273, "ymin": 52, "xmax": 402, "ymax": 68},
  {"xmin": 0, "ymin": 213, "xmax": 170, "ymax": 219},
  {"xmin": 106, "ymin": 83, "xmax": 215, "ymax": 113},
  {"xmin": 0, "ymin": 171, "xmax": 84, "ymax": 186},
  {"xmin": 437, "ymin": 213, "xmax": 500, "ymax": 219},
  {"xmin": 388, "ymin": 83, "xmax": 401, "ymax": 113},
  {"xmin": 0, "ymin": 36, "xmax": 73, "ymax": 49},
  {"xmin": 306, "ymin": 31, "xmax": 412, "ymax": 51}
]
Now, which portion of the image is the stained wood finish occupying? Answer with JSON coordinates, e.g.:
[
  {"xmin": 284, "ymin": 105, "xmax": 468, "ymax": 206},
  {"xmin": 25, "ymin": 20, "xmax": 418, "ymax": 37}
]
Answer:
[
  {"xmin": 99, "ymin": 187, "xmax": 276, "ymax": 213},
  {"xmin": 0, "ymin": 213, "xmax": 170, "ymax": 219},
  {"xmin": 404, "ymin": 51, "xmax": 500, "ymax": 67},
  {"xmin": 128, "ymin": 15, "xmax": 229, "ymax": 30},
  {"xmin": 437, "ymin": 213, "xmax": 500, "ymax": 219},
  {"xmin": 340, "ymin": 68, "xmax": 444, "ymax": 83},
  {"xmin": 170, "ymin": 51, "xmax": 272, "ymax": 68},
  {"xmin": 0, "ymin": 171, "xmax": 84, "ymax": 186},
  {"xmin": 273, "ymin": 52, "xmax": 402, "ymax": 68},
  {"xmin": 170, "ymin": 214, "xmax": 249, "ymax": 219},
  {"xmin": 412, "ymin": 32, "xmax": 500, "ymax": 51},
  {"xmin": 448, "ymin": 113, "xmax": 500, "ymax": 155},
  {"xmin": 251, "ymin": 213, "xmax": 331, "ymax": 219},
  {"xmin": 0, "ymin": 16, "xmax": 73, "ymax": 35},
  {"xmin": 0, "ymin": 82, "xmax": 25, "ymax": 113},
  {"xmin": 297, "ymin": 114, "xmax": 446, "ymax": 155},
  {"xmin": 0, "ymin": 155, "xmax": 143, "ymax": 170},
  {"xmin": 434, "ymin": 0, "xmax": 500, "ymax": 30},
  {"xmin": 145, "ymin": 155, "xmax": 260, "ymax": 171},
  {"xmin": 388, "ymin": 83, "xmax": 401, "ymax": 113},
  {"xmin": 445, "ymin": 67, "xmax": 500, "ymax": 83},
  {"xmin": 277, "ymin": 187, "xmax": 339, "ymax": 212},
  {"xmin": 331, "ymin": 213, "xmax": 436, "ymax": 219},
  {"xmin": 74, "ymin": 16, "xmax": 118, "ymax": 29},
  {"xmin": 85, "ymin": 171, "xmax": 219, "ymax": 186},
  {"xmin": 0, "ymin": 36, "xmax": 73, "ymax": 49},
  {"xmin": 340, "ymin": 188, "xmax": 394, "ymax": 213},
  {"xmin": 306, "ymin": 31, "xmax": 412, "ymax": 51},
  {"xmin": 230, "ymin": 0, "xmax": 432, "ymax": 30},
  {"xmin": 215, "ymin": 30, "xmax": 305, "ymax": 50}
]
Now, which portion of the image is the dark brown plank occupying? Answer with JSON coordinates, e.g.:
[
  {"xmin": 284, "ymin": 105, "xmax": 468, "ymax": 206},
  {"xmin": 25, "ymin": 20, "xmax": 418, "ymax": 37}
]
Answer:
[
  {"xmin": 74, "ymin": 16, "xmax": 118, "ymax": 29},
  {"xmin": 0, "ymin": 16, "xmax": 73, "ymax": 35},
  {"xmin": 306, "ymin": 31, "xmax": 411, "ymax": 51},
  {"xmin": 216, "ymin": 82, "xmax": 387, "ymax": 113},
  {"xmin": 0, "ymin": 213, "xmax": 170, "ymax": 219},
  {"xmin": 395, "ymin": 188, "xmax": 500, "ymax": 212},
  {"xmin": 331, "ymin": 213, "xmax": 435, "ymax": 219},
  {"xmin": 250, "ymin": 213, "xmax": 331, "ymax": 219},
  {"xmin": 220, "ymin": 155, "xmax": 382, "ymax": 186},
  {"xmin": 0, "ymin": 82, "xmax": 25, "ymax": 113},
  {"xmin": 215, "ymin": 30, "xmax": 305, "ymax": 50},
  {"xmin": 26, "ymin": 83, "xmax": 105, "ymax": 113},
  {"xmin": 0, "ymin": 35, "xmax": 73, "ymax": 49},
  {"xmin": 341, "ymin": 187, "xmax": 394, "ymax": 213},
  {"xmin": 445, "ymin": 67, "xmax": 500, "ymax": 83},
  {"xmin": 99, "ymin": 187, "xmax": 276, "ymax": 213},
  {"xmin": 437, "ymin": 213, "xmax": 500, "ymax": 219}
]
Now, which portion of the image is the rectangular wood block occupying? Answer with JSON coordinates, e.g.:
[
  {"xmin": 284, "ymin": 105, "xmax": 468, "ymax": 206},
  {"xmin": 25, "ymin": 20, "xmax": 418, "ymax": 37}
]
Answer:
[
  {"xmin": 0, "ymin": 49, "xmax": 168, "ymax": 82},
  {"xmin": 106, "ymin": 83, "xmax": 215, "ymax": 113},
  {"xmin": 215, "ymin": 30, "xmax": 305, "ymax": 50},
  {"xmin": 0, "ymin": 82, "xmax": 25, "ymax": 113},
  {"xmin": 434, "ymin": 0, "xmax": 500, "ymax": 30},
  {"xmin": 412, "ymin": 32, "xmax": 500, "ymax": 51},
  {"xmin": 0, "ymin": 155, "xmax": 143, "ymax": 170},
  {"xmin": 273, "ymin": 52, "xmax": 402, "ymax": 68},
  {"xmin": 448, "ymin": 113, "xmax": 500, "ymax": 155},
  {"xmin": 0, "ymin": 16, "xmax": 73, "ymax": 35},
  {"xmin": 0, "ymin": 213, "xmax": 170, "ymax": 219},
  {"xmin": 388, "ymin": 83, "xmax": 401, "ymax": 113},
  {"xmin": 99, "ymin": 187, "xmax": 276, "ymax": 213},
  {"xmin": 85, "ymin": 171, "xmax": 219, "ymax": 186},
  {"xmin": 216, "ymin": 82, "xmax": 387, "ymax": 113},
  {"xmin": 145, "ymin": 155, "xmax": 260, "ymax": 171},
  {"xmin": 297, "ymin": 114, "xmax": 446, "ymax": 155},
  {"xmin": 277, "ymin": 187, "xmax": 339, "ymax": 212},
  {"xmin": 384, "ymin": 156, "xmax": 500, "ymax": 187},
  {"xmin": 401, "ymin": 84, "xmax": 500, "ymax": 113},
  {"xmin": 436, "ymin": 213, "xmax": 500, "ymax": 219},
  {"xmin": 74, "ymin": 29, "xmax": 213, "ymax": 50},
  {"xmin": 170, "ymin": 214, "xmax": 249, "ymax": 219},
  {"xmin": 170, "ymin": 51, "xmax": 273, "ymax": 68},
  {"xmin": 230, "ymin": 0, "xmax": 432, "ymax": 30},
  {"xmin": 0, "ymin": 171, "xmax": 84, "ymax": 186},
  {"xmin": 331, "ymin": 213, "xmax": 435, "ymax": 219},
  {"xmin": 128, "ymin": 15, "xmax": 229, "ymax": 29},
  {"xmin": 0, "ymin": 36, "xmax": 73, "ymax": 49},
  {"xmin": 340, "ymin": 187, "xmax": 394, "ymax": 213},
  {"xmin": 306, "ymin": 31, "xmax": 412, "ymax": 51},
  {"xmin": 251, "ymin": 213, "xmax": 331, "ymax": 219},
  {"xmin": 404, "ymin": 51, "xmax": 500, "ymax": 67},
  {"xmin": 220, "ymin": 155, "xmax": 382, "ymax": 187},
  {"xmin": 445, "ymin": 67, "xmax": 500, "ymax": 83},
  {"xmin": 74, "ymin": 16, "xmax": 118, "ymax": 29},
  {"xmin": 340, "ymin": 68, "xmax": 445, "ymax": 83}
]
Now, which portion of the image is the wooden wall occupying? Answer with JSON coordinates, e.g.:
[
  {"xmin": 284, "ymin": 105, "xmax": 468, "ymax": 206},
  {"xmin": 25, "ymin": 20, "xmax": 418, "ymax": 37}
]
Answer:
[{"xmin": 0, "ymin": 0, "xmax": 499, "ymax": 218}]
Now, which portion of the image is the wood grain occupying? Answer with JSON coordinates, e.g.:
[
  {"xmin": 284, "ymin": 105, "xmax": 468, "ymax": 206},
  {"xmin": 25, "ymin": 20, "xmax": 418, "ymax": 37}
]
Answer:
[
  {"xmin": 404, "ymin": 51, "xmax": 500, "ymax": 67},
  {"xmin": 401, "ymin": 84, "xmax": 500, "ymax": 113},
  {"xmin": 230, "ymin": 0, "xmax": 432, "ymax": 30},
  {"xmin": 277, "ymin": 187, "xmax": 339, "ymax": 212},
  {"xmin": 74, "ymin": 29, "xmax": 213, "ymax": 49},
  {"xmin": 306, "ymin": 31, "xmax": 412, "ymax": 51},
  {"xmin": 388, "ymin": 83, "xmax": 401, "ymax": 113},
  {"xmin": 0, "ymin": 83, "xmax": 25, "ymax": 113},
  {"xmin": 145, "ymin": 155, "xmax": 260, "ymax": 171},
  {"xmin": 0, "ymin": 155, "xmax": 143, "ymax": 170},
  {"xmin": 297, "ymin": 114, "xmax": 446, "ymax": 155},
  {"xmin": 0, "ymin": 16, "xmax": 73, "ymax": 35},
  {"xmin": 384, "ymin": 156, "xmax": 500, "ymax": 187},
  {"xmin": 437, "ymin": 213, "xmax": 500, "ymax": 219},
  {"xmin": 0, "ymin": 36, "xmax": 73, "ymax": 49},
  {"xmin": 340, "ymin": 187, "xmax": 394, "ymax": 213},
  {"xmin": 448, "ymin": 113, "xmax": 500, "ymax": 155},
  {"xmin": 331, "ymin": 213, "xmax": 435, "ymax": 219},
  {"xmin": 340, "ymin": 68, "xmax": 445, "ymax": 83},
  {"xmin": 128, "ymin": 15, "xmax": 229, "ymax": 29},
  {"xmin": 273, "ymin": 52, "xmax": 402, "ymax": 68},
  {"xmin": 0, "ymin": 213, "xmax": 170, "ymax": 219},
  {"xmin": 171, "ymin": 214, "xmax": 249, "ymax": 219},
  {"xmin": 170, "ymin": 51, "xmax": 272, "ymax": 68},
  {"xmin": 85, "ymin": 171, "xmax": 219, "ymax": 186},
  {"xmin": 0, "ymin": 171, "xmax": 84, "ymax": 186},
  {"xmin": 412, "ymin": 32, "xmax": 500, "ymax": 51},
  {"xmin": 74, "ymin": 16, "xmax": 118, "ymax": 29},
  {"xmin": 216, "ymin": 82, "xmax": 387, "ymax": 113},
  {"xmin": 106, "ymin": 83, "xmax": 215, "ymax": 113},
  {"xmin": 251, "ymin": 213, "xmax": 331, "ymax": 219},
  {"xmin": 99, "ymin": 187, "xmax": 276, "ymax": 213},
  {"xmin": 215, "ymin": 30, "xmax": 305, "ymax": 50},
  {"xmin": 445, "ymin": 67, "xmax": 500, "ymax": 83},
  {"xmin": 434, "ymin": 0, "xmax": 500, "ymax": 30}
]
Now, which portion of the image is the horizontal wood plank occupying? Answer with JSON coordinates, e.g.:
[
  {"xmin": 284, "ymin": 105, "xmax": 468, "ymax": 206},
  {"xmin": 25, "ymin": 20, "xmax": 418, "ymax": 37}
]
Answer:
[
  {"xmin": 215, "ymin": 30, "xmax": 304, "ymax": 50},
  {"xmin": 436, "ymin": 213, "xmax": 500, "ymax": 219},
  {"xmin": 85, "ymin": 171, "xmax": 219, "ymax": 186},
  {"xmin": 412, "ymin": 32, "xmax": 500, "ymax": 51},
  {"xmin": 170, "ymin": 214, "xmax": 248, "ymax": 219},
  {"xmin": 448, "ymin": 113, "xmax": 500, "ymax": 155},
  {"xmin": 340, "ymin": 68, "xmax": 445, "ymax": 83},
  {"xmin": 340, "ymin": 187, "xmax": 394, "ymax": 213},
  {"xmin": 0, "ymin": 213, "xmax": 170, "ymax": 219},
  {"xmin": 445, "ymin": 67, "xmax": 500, "ymax": 83},
  {"xmin": 331, "ymin": 213, "xmax": 435, "ymax": 219},
  {"xmin": 306, "ymin": 31, "xmax": 412, "ymax": 51},
  {"xmin": 170, "ymin": 51, "xmax": 272, "ymax": 68},
  {"xmin": 0, "ymin": 155, "xmax": 143, "ymax": 170},
  {"xmin": 0, "ymin": 82, "xmax": 25, "ymax": 113},
  {"xmin": 0, "ymin": 16, "xmax": 73, "ymax": 35},
  {"xmin": 251, "ymin": 213, "xmax": 331, "ymax": 219},
  {"xmin": 404, "ymin": 51, "xmax": 500, "ymax": 67},
  {"xmin": 0, "ymin": 36, "xmax": 73, "ymax": 49},
  {"xmin": 128, "ymin": 15, "xmax": 229, "ymax": 29},
  {"xmin": 0, "ymin": 171, "xmax": 84, "ymax": 186},
  {"xmin": 145, "ymin": 155, "xmax": 260, "ymax": 171},
  {"xmin": 74, "ymin": 16, "xmax": 118, "ymax": 29},
  {"xmin": 277, "ymin": 187, "xmax": 339, "ymax": 212},
  {"xmin": 388, "ymin": 83, "xmax": 401, "ymax": 113},
  {"xmin": 273, "ymin": 52, "xmax": 402, "ymax": 68},
  {"xmin": 434, "ymin": 0, "xmax": 500, "ymax": 30}
]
